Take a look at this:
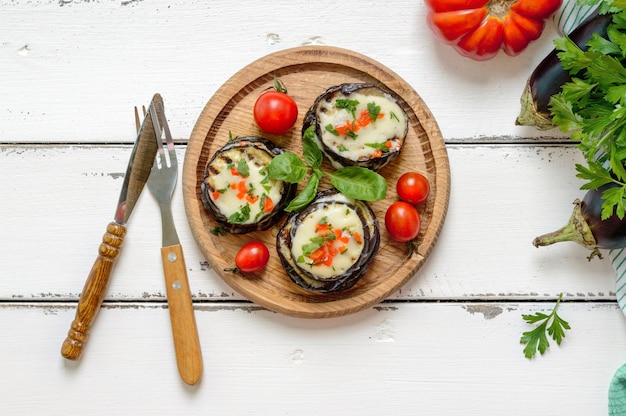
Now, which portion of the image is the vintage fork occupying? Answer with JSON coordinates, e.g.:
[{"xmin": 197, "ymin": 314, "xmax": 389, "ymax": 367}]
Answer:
[{"xmin": 136, "ymin": 100, "xmax": 203, "ymax": 386}]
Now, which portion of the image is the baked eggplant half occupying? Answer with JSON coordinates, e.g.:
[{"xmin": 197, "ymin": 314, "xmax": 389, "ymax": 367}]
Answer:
[
  {"xmin": 201, "ymin": 136, "xmax": 296, "ymax": 234},
  {"xmin": 276, "ymin": 189, "xmax": 380, "ymax": 293},
  {"xmin": 302, "ymin": 83, "xmax": 409, "ymax": 171}
]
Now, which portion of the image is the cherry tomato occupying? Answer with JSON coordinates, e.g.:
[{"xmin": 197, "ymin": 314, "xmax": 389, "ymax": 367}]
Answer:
[
  {"xmin": 234, "ymin": 241, "xmax": 270, "ymax": 272},
  {"xmin": 385, "ymin": 201, "xmax": 420, "ymax": 243},
  {"xmin": 253, "ymin": 80, "xmax": 298, "ymax": 135},
  {"xmin": 396, "ymin": 172, "xmax": 430, "ymax": 204}
]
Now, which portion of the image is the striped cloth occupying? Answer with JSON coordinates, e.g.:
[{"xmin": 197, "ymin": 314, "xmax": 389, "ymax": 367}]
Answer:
[
  {"xmin": 612, "ymin": 364, "xmax": 626, "ymax": 416},
  {"xmin": 552, "ymin": 2, "xmax": 626, "ymax": 415},
  {"xmin": 553, "ymin": 0, "xmax": 599, "ymax": 35}
]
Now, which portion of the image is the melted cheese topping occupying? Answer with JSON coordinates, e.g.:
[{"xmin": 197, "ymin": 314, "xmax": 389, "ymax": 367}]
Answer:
[
  {"xmin": 317, "ymin": 91, "xmax": 407, "ymax": 162},
  {"xmin": 205, "ymin": 146, "xmax": 283, "ymax": 224},
  {"xmin": 291, "ymin": 201, "xmax": 365, "ymax": 279}
]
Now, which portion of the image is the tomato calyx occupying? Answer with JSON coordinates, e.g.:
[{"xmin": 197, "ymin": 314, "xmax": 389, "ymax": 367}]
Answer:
[
  {"xmin": 405, "ymin": 239, "xmax": 421, "ymax": 257},
  {"xmin": 272, "ymin": 75, "xmax": 288, "ymax": 94}
]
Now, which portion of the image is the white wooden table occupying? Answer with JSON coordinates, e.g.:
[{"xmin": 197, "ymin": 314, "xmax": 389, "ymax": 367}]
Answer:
[{"xmin": 2, "ymin": 1, "xmax": 625, "ymax": 414}]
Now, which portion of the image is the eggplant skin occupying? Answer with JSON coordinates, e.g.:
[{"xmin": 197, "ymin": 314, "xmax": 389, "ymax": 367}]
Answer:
[
  {"xmin": 581, "ymin": 184, "xmax": 626, "ymax": 250},
  {"xmin": 516, "ymin": 10, "xmax": 611, "ymax": 130},
  {"xmin": 200, "ymin": 136, "xmax": 296, "ymax": 234},
  {"xmin": 303, "ymin": 83, "xmax": 408, "ymax": 171},
  {"xmin": 276, "ymin": 189, "xmax": 380, "ymax": 293},
  {"xmin": 533, "ymin": 183, "xmax": 626, "ymax": 260}
]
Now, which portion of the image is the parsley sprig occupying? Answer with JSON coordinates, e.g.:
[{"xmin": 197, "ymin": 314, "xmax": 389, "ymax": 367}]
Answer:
[
  {"xmin": 549, "ymin": 6, "xmax": 626, "ymax": 219},
  {"xmin": 520, "ymin": 293, "xmax": 571, "ymax": 359}
]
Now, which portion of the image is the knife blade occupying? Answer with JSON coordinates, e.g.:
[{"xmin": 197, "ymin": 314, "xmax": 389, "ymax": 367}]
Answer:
[{"xmin": 61, "ymin": 94, "xmax": 161, "ymax": 360}]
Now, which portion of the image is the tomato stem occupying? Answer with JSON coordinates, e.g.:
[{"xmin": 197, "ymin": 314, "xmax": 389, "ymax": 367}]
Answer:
[
  {"xmin": 273, "ymin": 73, "xmax": 288, "ymax": 94},
  {"xmin": 486, "ymin": 0, "xmax": 515, "ymax": 19}
]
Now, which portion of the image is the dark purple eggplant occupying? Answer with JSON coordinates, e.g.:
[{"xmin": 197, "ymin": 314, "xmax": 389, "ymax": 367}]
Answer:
[
  {"xmin": 516, "ymin": 10, "xmax": 611, "ymax": 130},
  {"xmin": 533, "ymin": 183, "xmax": 626, "ymax": 260}
]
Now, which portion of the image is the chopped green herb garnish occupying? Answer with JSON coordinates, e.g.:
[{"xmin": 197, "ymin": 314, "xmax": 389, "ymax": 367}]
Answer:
[
  {"xmin": 211, "ymin": 226, "xmax": 227, "ymax": 236},
  {"xmin": 365, "ymin": 142, "xmax": 389, "ymax": 152},
  {"xmin": 228, "ymin": 203, "xmax": 251, "ymax": 223},
  {"xmin": 237, "ymin": 158, "xmax": 250, "ymax": 177},
  {"xmin": 325, "ymin": 124, "xmax": 339, "ymax": 136},
  {"xmin": 367, "ymin": 102, "xmax": 381, "ymax": 121},
  {"xmin": 335, "ymin": 98, "xmax": 359, "ymax": 119}
]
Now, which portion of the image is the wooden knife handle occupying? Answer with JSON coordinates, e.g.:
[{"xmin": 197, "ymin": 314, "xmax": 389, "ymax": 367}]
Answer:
[
  {"xmin": 61, "ymin": 222, "xmax": 126, "ymax": 360},
  {"xmin": 161, "ymin": 244, "xmax": 203, "ymax": 385}
]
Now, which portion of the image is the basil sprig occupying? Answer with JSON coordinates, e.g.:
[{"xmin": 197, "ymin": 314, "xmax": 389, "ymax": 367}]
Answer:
[{"xmin": 269, "ymin": 128, "xmax": 387, "ymax": 212}]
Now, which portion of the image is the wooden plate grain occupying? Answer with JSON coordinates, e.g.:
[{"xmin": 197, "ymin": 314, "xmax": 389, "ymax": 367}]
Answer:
[{"xmin": 182, "ymin": 46, "xmax": 450, "ymax": 318}]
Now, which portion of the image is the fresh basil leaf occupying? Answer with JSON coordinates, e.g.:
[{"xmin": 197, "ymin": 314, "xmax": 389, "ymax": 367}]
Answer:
[
  {"xmin": 285, "ymin": 171, "xmax": 321, "ymax": 212},
  {"xmin": 328, "ymin": 166, "xmax": 387, "ymax": 201},
  {"xmin": 268, "ymin": 152, "xmax": 308, "ymax": 183},
  {"xmin": 302, "ymin": 128, "xmax": 323, "ymax": 169}
]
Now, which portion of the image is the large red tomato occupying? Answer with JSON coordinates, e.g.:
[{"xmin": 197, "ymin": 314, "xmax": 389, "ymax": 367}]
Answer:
[{"xmin": 425, "ymin": 0, "xmax": 562, "ymax": 60}]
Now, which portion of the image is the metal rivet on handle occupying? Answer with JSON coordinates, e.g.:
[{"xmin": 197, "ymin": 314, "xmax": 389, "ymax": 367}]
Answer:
[
  {"xmin": 167, "ymin": 252, "xmax": 177, "ymax": 262},
  {"xmin": 172, "ymin": 280, "xmax": 182, "ymax": 290}
]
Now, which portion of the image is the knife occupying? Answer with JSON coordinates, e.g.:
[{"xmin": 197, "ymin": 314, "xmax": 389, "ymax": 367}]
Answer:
[{"xmin": 61, "ymin": 94, "xmax": 160, "ymax": 360}]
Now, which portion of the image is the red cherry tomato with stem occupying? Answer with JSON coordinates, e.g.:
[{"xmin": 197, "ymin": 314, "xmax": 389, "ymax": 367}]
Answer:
[
  {"xmin": 396, "ymin": 172, "xmax": 430, "ymax": 204},
  {"xmin": 233, "ymin": 241, "xmax": 270, "ymax": 273},
  {"xmin": 253, "ymin": 77, "xmax": 298, "ymax": 135},
  {"xmin": 385, "ymin": 202, "xmax": 421, "ymax": 243}
]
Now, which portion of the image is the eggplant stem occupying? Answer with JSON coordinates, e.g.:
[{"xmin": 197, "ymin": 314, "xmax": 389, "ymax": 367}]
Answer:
[
  {"xmin": 515, "ymin": 80, "xmax": 555, "ymax": 130},
  {"xmin": 532, "ymin": 199, "xmax": 601, "ymax": 260}
]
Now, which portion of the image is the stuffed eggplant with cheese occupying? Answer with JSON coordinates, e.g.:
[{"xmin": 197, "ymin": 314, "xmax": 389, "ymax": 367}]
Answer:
[
  {"xmin": 201, "ymin": 136, "xmax": 296, "ymax": 234},
  {"xmin": 276, "ymin": 189, "xmax": 380, "ymax": 293},
  {"xmin": 303, "ymin": 83, "xmax": 409, "ymax": 171}
]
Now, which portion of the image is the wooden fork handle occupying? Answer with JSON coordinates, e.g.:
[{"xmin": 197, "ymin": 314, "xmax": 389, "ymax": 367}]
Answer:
[
  {"xmin": 161, "ymin": 244, "xmax": 203, "ymax": 385},
  {"xmin": 61, "ymin": 222, "xmax": 126, "ymax": 360}
]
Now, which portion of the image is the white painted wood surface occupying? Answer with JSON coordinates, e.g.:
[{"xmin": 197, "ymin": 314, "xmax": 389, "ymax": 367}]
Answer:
[{"xmin": 1, "ymin": 0, "xmax": 624, "ymax": 414}]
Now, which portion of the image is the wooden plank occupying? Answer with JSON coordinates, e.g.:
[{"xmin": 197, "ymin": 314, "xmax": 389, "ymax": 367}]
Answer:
[
  {"xmin": 0, "ymin": 144, "xmax": 616, "ymax": 302},
  {"xmin": 1, "ymin": 301, "xmax": 623, "ymax": 415},
  {"xmin": 1, "ymin": 0, "xmax": 563, "ymax": 143}
]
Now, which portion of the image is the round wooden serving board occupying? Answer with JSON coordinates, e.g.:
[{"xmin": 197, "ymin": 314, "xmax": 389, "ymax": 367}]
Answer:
[{"xmin": 183, "ymin": 46, "xmax": 450, "ymax": 318}]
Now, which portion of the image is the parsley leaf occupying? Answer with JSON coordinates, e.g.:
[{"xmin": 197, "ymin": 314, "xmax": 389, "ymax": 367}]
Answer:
[
  {"xmin": 520, "ymin": 293, "xmax": 571, "ymax": 359},
  {"xmin": 549, "ymin": 9, "xmax": 626, "ymax": 218}
]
